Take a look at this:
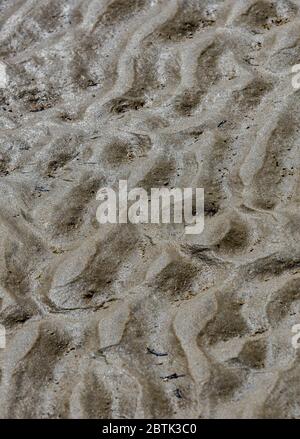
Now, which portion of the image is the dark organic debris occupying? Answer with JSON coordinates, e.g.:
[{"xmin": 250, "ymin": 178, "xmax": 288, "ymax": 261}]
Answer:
[
  {"xmin": 147, "ymin": 347, "xmax": 168, "ymax": 357},
  {"xmin": 174, "ymin": 388, "xmax": 183, "ymax": 399},
  {"xmin": 161, "ymin": 373, "xmax": 185, "ymax": 382},
  {"xmin": 217, "ymin": 120, "xmax": 227, "ymax": 128}
]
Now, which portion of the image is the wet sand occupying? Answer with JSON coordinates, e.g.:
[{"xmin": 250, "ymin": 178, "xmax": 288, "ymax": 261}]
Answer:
[{"xmin": 0, "ymin": 0, "xmax": 300, "ymax": 418}]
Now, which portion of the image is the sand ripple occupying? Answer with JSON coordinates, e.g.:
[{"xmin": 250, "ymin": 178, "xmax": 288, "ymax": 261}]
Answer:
[{"xmin": 0, "ymin": 0, "xmax": 300, "ymax": 418}]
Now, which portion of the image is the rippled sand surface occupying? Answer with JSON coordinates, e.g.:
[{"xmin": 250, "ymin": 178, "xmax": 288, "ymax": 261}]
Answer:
[{"xmin": 0, "ymin": 0, "xmax": 300, "ymax": 419}]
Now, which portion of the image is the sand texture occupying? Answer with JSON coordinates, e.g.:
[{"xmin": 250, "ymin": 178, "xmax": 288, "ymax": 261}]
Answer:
[{"xmin": 1, "ymin": 0, "xmax": 300, "ymax": 419}]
